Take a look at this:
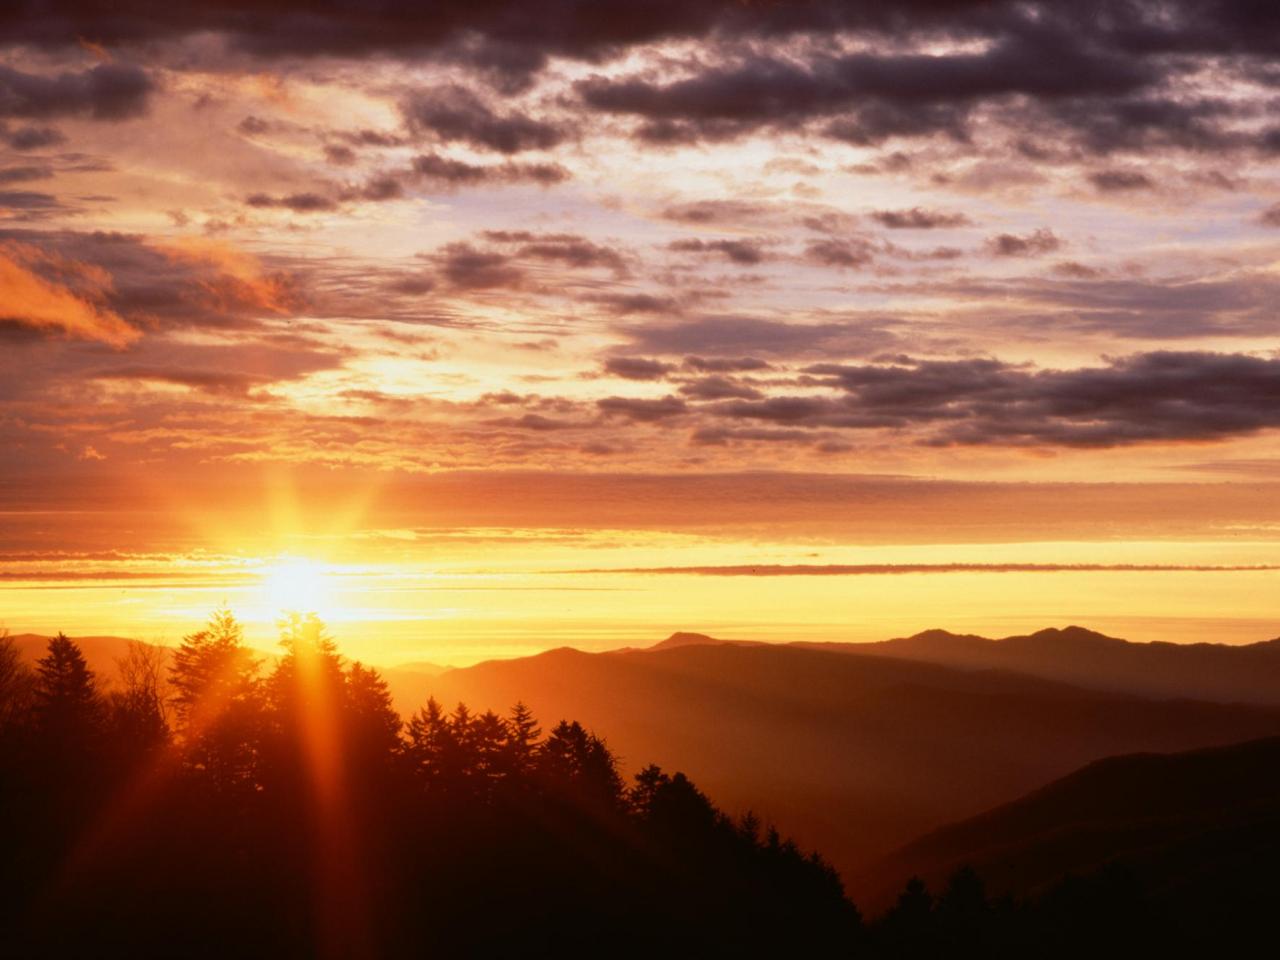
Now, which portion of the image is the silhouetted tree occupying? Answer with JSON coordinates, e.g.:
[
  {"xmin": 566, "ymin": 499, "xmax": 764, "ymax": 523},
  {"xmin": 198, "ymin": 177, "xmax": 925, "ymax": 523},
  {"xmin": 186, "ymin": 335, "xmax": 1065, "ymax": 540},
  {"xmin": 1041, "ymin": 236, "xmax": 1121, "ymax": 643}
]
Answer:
[
  {"xmin": 879, "ymin": 876, "xmax": 937, "ymax": 957},
  {"xmin": 107, "ymin": 640, "xmax": 170, "ymax": 758},
  {"xmin": 538, "ymin": 719, "xmax": 624, "ymax": 809},
  {"xmin": 0, "ymin": 631, "xmax": 34, "ymax": 737},
  {"xmin": 169, "ymin": 609, "xmax": 261, "ymax": 792},
  {"xmin": 33, "ymin": 633, "xmax": 103, "ymax": 750}
]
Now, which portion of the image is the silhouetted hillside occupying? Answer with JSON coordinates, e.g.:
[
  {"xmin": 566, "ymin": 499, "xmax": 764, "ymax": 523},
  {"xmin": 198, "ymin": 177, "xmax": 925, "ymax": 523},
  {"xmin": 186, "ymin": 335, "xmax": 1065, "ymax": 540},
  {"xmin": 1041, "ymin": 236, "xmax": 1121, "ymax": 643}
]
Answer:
[
  {"xmin": 420, "ymin": 641, "xmax": 1280, "ymax": 882},
  {"xmin": 803, "ymin": 625, "xmax": 1280, "ymax": 704},
  {"xmin": 0, "ymin": 619, "xmax": 857, "ymax": 958},
  {"xmin": 870, "ymin": 736, "xmax": 1280, "ymax": 920}
]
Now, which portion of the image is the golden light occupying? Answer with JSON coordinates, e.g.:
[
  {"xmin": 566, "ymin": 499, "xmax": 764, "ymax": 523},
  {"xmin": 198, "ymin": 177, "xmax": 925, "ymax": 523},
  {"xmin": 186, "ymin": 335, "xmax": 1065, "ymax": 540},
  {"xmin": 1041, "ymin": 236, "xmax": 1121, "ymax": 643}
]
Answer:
[{"xmin": 261, "ymin": 557, "xmax": 331, "ymax": 615}]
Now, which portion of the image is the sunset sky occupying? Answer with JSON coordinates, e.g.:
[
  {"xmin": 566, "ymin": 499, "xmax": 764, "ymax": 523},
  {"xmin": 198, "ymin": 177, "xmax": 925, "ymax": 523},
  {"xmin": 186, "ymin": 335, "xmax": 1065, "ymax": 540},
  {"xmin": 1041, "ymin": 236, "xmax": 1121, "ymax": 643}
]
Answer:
[{"xmin": 2, "ymin": 1, "xmax": 1279, "ymax": 663}]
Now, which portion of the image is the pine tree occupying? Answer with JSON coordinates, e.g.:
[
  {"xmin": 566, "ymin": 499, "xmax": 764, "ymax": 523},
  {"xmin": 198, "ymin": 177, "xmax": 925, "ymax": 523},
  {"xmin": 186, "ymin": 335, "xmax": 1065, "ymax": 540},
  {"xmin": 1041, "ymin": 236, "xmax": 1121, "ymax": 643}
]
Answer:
[
  {"xmin": 507, "ymin": 700, "xmax": 541, "ymax": 776},
  {"xmin": 169, "ymin": 610, "xmax": 261, "ymax": 791},
  {"xmin": 33, "ymin": 633, "xmax": 103, "ymax": 747}
]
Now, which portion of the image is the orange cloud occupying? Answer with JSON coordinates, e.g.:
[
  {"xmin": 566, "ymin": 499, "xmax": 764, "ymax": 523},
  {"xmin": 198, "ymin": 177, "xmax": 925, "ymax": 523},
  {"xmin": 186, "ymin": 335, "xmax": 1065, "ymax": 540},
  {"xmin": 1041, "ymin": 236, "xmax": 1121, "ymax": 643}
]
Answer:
[
  {"xmin": 152, "ymin": 237, "xmax": 301, "ymax": 317},
  {"xmin": 0, "ymin": 242, "xmax": 138, "ymax": 346}
]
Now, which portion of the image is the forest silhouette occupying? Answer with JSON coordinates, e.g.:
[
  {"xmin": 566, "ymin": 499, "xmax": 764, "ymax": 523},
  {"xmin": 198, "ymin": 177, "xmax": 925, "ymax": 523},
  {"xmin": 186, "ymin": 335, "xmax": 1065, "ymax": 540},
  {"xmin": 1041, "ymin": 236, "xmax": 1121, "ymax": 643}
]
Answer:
[{"xmin": 0, "ymin": 612, "xmax": 1272, "ymax": 958}]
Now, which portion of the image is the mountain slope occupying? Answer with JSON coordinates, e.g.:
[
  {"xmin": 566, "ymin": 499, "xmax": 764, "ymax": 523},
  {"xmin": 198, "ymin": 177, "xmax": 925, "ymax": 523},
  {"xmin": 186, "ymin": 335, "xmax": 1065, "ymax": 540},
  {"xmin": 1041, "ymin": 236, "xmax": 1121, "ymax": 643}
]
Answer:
[
  {"xmin": 418, "ymin": 641, "xmax": 1280, "ymax": 882},
  {"xmin": 799, "ymin": 625, "xmax": 1280, "ymax": 704},
  {"xmin": 870, "ymin": 735, "xmax": 1280, "ymax": 908}
]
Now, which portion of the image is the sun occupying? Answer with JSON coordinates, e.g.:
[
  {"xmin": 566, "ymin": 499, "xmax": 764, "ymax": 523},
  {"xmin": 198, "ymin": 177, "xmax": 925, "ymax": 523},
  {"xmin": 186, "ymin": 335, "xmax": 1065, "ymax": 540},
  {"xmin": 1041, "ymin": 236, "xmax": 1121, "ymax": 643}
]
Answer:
[{"xmin": 261, "ymin": 557, "xmax": 331, "ymax": 615}]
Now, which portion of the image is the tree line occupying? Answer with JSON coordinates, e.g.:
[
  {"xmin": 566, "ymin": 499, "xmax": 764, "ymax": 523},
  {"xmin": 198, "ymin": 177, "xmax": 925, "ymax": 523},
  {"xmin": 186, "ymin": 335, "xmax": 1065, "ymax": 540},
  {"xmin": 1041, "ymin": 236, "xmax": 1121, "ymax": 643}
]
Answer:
[
  {"xmin": 0, "ymin": 614, "xmax": 1264, "ymax": 958},
  {"xmin": 0, "ymin": 613, "xmax": 855, "ymax": 957}
]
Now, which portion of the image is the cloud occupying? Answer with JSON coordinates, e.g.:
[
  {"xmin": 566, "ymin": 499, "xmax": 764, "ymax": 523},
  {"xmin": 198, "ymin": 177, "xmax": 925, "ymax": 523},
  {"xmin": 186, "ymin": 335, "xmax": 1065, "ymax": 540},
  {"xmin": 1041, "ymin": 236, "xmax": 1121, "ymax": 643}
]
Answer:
[
  {"xmin": 602, "ymin": 356, "xmax": 673, "ymax": 380},
  {"xmin": 438, "ymin": 243, "xmax": 525, "ymax": 289},
  {"xmin": 246, "ymin": 191, "xmax": 337, "ymax": 213},
  {"xmin": 627, "ymin": 316, "xmax": 895, "ymax": 357},
  {"xmin": 690, "ymin": 425, "xmax": 818, "ymax": 446},
  {"xmin": 0, "ymin": 64, "xmax": 152, "ymax": 121},
  {"xmin": 402, "ymin": 85, "xmax": 566, "ymax": 154},
  {"xmin": 668, "ymin": 237, "xmax": 768, "ymax": 265},
  {"xmin": 773, "ymin": 352, "xmax": 1280, "ymax": 448},
  {"xmin": 683, "ymin": 356, "xmax": 768, "ymax": 373},
  {"xmin": 804, "ymin": 238, "xmax": 876, "ymax": 268},
  {"xmin": 1088, "ymin": 169, "xmax": 1156, "ymax": 192},
  {"xmin": 678, "ymin": 376, "xmax": 763, "ymax": 400},
  {"xmin": 659, "ymin": 200, "xmax": 773, "ymax": 225},
  {"xmin": 0, "ymin": 123, "xmax": 65, "ymax": 149},
  {"xmin": 410, "ymin": 152, "xmax": 569, "ymax": 188},
  {"xmin": 579, "ymin": 30, "xmax": 1155, "ymax": 145},
  {"xmin": 596, "ymin": 395, "xmax": 687, "ymax": 422},
  {"xmin": 871, "ymin": 208, "xmax": 972, "ymax": 229},
  {"xmin": 591, "ymin": 292, "xmax": 678, "ymax": 315},
  {"xmin": 986, "ymin": 228, "xmax": 1061, "ymax": 256},
  {"xmin": 1258, "ymin": 203, "xmax": 1280, "ymax": 227},
  {"xmin": 0, "ymin": 230, "xmax": 305, "ymax": 333},
  {"xmin": 0, "ymin": 189, "xmax": 70, "ymax": 219},
  {"xmin": 0, "ymin": 240, "xmax": 137, "ymax": 345},
  {"xmin": 483, "ymin": 231, "xmax": 627, "ymax": 274},
  {"xmin": 0, "ymin": 165, "xmax": 52, "ymax": 184},
  {"xmin": 567, "ymin": 563, "xmax": 1280, "ymax": 576}
]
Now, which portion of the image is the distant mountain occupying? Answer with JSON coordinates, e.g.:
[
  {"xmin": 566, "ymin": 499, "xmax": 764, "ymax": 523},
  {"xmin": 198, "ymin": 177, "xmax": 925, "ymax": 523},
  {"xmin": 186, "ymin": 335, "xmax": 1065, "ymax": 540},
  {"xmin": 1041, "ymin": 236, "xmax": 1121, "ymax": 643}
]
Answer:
[
  {"xmin": 391, "ymin": 660, "xmax": 450, "ymax": 676},
  {"xmin": 648, "ymin": 631, "xmax": 731, "ymax": 651},
  {"xmin": 870, "ymin": 736, "xmax": 1280, "ymax": 909},
  {"xmin": 798, "ymin": 625, "xmax": 1280, "ymax": 704},
  {"xmin": 418, "ymin": 641, "xmax": 1280, "ymax": 884}
]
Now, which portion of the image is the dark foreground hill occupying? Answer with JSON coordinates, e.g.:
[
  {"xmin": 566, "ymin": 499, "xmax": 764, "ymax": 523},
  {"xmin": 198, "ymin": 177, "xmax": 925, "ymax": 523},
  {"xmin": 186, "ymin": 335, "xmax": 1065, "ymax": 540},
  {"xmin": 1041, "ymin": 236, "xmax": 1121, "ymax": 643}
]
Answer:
[
  {"xmin": 0, "ymin": 623, "xmax": 857, "ymax": 958},
  {"xmin": 799, "ymin": 625, "xmax": 1280, "ymax": 704},
  {"xmin": 420, "ymin": 640, "xmax": 1280, "ymax": 883},
  {"xmin": 869, "ymin": 737, "xmax": 1280, "ymax": 934}
]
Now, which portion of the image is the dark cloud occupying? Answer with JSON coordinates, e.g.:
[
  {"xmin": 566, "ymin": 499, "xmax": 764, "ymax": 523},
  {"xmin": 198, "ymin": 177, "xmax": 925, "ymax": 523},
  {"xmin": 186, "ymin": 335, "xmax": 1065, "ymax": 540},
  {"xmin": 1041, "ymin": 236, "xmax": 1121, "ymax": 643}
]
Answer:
[
  {"xmin": 0, "ymin": 165, "xmax": 53, "ymax": 184},
  {"xmin": 684, "ymin": 355, "xmax": 769, "ymax": 373},
  {"xmin": 0, "ymin": 64, "xmax": 152, "ymax": 121},
  {"xmin": 410, "ymin": 152, "xmax": 569, "ymax": 188},
  {"xmin": 484, "ymin": 231, "xmax": 628, "ymax": 274},
  {"xmin": 0, "ymin": 123, "xmax": 65, "ymax": 150},
  {"xmin": 437, "ymin": 243, "xmax": 525, "ymax": 290},
  {"xmin": 596, "ymin": 395, "xmax": 687, "ymax": 422},
  {"xmin": 570, "ymin": 562, "xmax": 1280, "ymax": 575},
  {"xmin": 602, "ymin": 356, "xmax": 673, "ymax": 380},
  {"xmin": 668, "ymin": 237, "xmax": 767, "ymax": 265},
  {"xmin": 928, "ymin": 270, "xmax": 1280, "ymax": 339},
  {"xmin": 805, "ymin": 238, "xmax": 876, "ymax": 268},
  {"xmin": 1258, "ymin": 203, "xmax": 1280, "ymax": 227},
  {"xmin": 871, "ymin": 207, "xmax": 971, "ymax": 229},
  {"xmin": 8, "ymin": 3, "xmax": 1280, "ymax": 116},
  {"xmin": 0, "ymin": 190, "xmax": 67, "ymax": 218},
  {"xmin": 496, "ymin": 413, "xmax": 576, "ymax": 431},
  {"xmin": 402, "ymin": 85, "xmax": 566, "ymax": 154},
  {"xmin": 690, "ymin": 425, "xmax": 818, "ymax": 446},
  {"xmin": 591, "ymin": 292, "xmax": 679, "ymax": 315},
  {"xmin": 1046, "ymin": 96, "xmax": 1240, "ymax": 156},
  {"xmin": 0, "ymin": 229, "xmax": 305, "ymax": 332},
  {"xmin": 323, "ymin": 144, "xmax": 357, "ymax": 166},
  {"xmin": 579, "ymin": 28, "xmax": 1156, "ymax": 145},
  {"xmin": 245, "ymin": 191, "xmax": 338, "ymax": 213},
  {"xmin": 386, "ymin": 274, "xmax": 436, "ymax": 296},
  {"xmin": 987, "ymin": 228, "xmax": 1061, "ymax": 257},
  {"xmin": 756, "ymin": 352, "xmax": 1280, "ymax": 448},
  {"xmin": 627, "ymin": 316, "xmax": 895, "ymax": 357},
  {"xmin": 1088, "ymin": 169, "xmax": 1156, "ymax": 192},
  {"xmin": 237, "ymin": 115, "xmax": 271, "ymax": 135},
  {"xmin": 678, "ymin": 376, "xmax": 763, "ymax": 400},
  {"xmin": 659, "ymin": 200, "xmax": 771, "ymax": 225}
]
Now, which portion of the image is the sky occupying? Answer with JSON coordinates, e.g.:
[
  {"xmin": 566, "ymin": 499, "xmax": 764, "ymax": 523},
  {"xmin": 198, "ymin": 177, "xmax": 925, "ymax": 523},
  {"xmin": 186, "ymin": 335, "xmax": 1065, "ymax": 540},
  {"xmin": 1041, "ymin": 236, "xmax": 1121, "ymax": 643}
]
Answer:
[{"xmin": 1, "ymin": 1, "xmax": 1278, "ymax": 663}]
